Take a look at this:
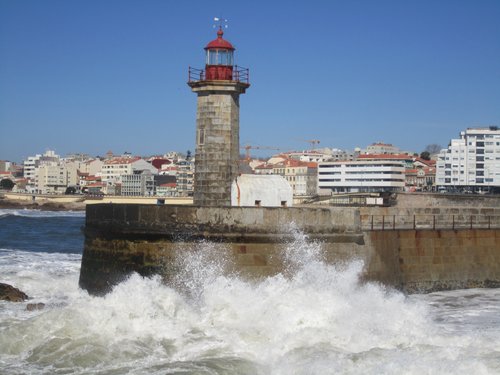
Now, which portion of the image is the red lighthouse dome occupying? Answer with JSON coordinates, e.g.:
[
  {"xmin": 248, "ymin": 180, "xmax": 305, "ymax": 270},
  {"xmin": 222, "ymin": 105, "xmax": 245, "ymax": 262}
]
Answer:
[
  {"xmin": 204, "ymin": 27, "xmax": 235, "ymax": 80},
  {"xmin": 205, "ymin": 28, "xmax": 235, "ymax": 50}
]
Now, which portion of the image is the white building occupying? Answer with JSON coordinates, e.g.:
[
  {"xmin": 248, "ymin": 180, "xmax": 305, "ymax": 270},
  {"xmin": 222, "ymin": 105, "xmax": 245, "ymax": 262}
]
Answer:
[
  {"xmin": 318, "ymin": 160, "xmax": 405, "ymax": 194},
  {"xmin": 286, "ymin": 150, "xmax": 331, "ymax": 163},
  {"xmin": 34, "ymin": 160, "xmax": 81, "ymax": 194},
  {"xmin": 436, "ymin": 127, "xmax": 500, "ymax": 192},
  {"xmin": 79, "ymin": 159, "xmax": 104, "ymax": 177},
  {"xmin": 23, "ymin": 150, "xmax": 60, "ymax": 185},
  {"xmin": 325, "ymin": 148, "xmax": 359, "ymax": 161},
  {"xmin": 101, "ymin": 157, "xmax": 157, "ymax": 185},
  {"xmin": 363, "ymin": 142, "xmax": 402, "ymax": 155},
  {"xmin": 231, "ymin": 174, "xmax": 293, "ymax": 207},
  {"xmin": 0, "ymin": 161, "xmax": 13, "ymax": 173}
]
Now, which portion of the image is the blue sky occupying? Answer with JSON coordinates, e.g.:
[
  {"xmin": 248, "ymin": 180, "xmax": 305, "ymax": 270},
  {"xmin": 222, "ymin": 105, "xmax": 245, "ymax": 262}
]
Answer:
[{"xmin": 1, "ymin": 0, "xmax": 499, "ymax": 163}]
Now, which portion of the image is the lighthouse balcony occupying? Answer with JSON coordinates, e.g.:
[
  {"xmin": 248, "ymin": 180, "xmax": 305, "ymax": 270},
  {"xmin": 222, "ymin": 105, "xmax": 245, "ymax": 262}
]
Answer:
[{"xmin": 188, "ymin": 65, "xmax": 249, "ymax": 84}]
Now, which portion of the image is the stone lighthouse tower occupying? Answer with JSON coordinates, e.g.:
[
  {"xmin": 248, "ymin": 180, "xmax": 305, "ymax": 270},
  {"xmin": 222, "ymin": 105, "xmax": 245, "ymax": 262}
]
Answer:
[{"xmin": 188, "ymin": 27, "xmax": 250, "ymax": 206}]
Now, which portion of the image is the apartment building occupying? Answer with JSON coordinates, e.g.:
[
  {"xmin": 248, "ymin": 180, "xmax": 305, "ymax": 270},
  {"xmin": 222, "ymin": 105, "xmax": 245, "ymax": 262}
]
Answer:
[
  {"xmin": 0, "ymin": 161, "xmax": 12, "ymax": 173},
  {"xmin": 357, "ymin": 153, "xmax": 416, "ymax": 169},
  {"xmin": 405, "ymin": 167, "xmax": 436, "ymax": 191},
  {"xmin": 318, "ymin": 160, "xmax": 405, "ymax": 194},
  {"xmin": 121, "ymin": 170, "xmax": 155, "ymax": 196},
  {"xmin": 273, "ymin": 159, "xmax": 317, "ymax": 196},
  {"xmin": 174, "ymin": 160, "xmax": 194, "ymax": 197},
  {"xmin": 79, "ymin": 159, "xmax": 104, "ymax": 177},
  {"xmin": 101, "ymin": 157, "xmax": 157, "ymax": 185},
  {"xmin": 436, "ymin": 127, "xmax": 500, "ymax": 192},
  {"xmin": 325, "ymin": 148, "xmax": 359, "ymax": 162},
  {"xmin": 34, "ymin": 162, "xmax": 79, "ymax": 194},
  {"xmin": 362, "ymin": 142, "xmax": 411, "ymax": 155},
  {"xmin": 23, "ymin": 150, "xmax": 60, "ymax": 185}
]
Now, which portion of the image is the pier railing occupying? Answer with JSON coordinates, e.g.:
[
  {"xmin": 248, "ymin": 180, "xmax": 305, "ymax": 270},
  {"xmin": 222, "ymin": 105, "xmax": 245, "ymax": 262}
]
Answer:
[{"xmin": 362, "ymin": 214, "xmax": 500, "ymax": 231}]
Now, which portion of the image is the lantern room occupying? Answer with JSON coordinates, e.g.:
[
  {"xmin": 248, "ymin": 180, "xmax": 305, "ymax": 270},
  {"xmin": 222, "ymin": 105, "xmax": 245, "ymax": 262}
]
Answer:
[
  {"xmin": 204, "ymin": 27, "xmax": 235, "ymax": 81},
  {"xmin": 188, "ymin": 28, "xmax": 249, "ymax": 86}
]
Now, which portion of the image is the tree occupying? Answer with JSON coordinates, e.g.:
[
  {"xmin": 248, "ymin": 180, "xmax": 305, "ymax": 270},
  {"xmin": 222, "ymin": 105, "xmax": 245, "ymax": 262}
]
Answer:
[
  {"xmin": 0, "ymin": 179, "xmax": 15, "ymax": 190},
  {"xmin": 65, "ymin": 186, "xmax": 77, "ymax": 195},
  {"xmin": 420, "ymin": 151, "xmax": 431, "ymax": 160},
  {"xmin": 186, "ymin": 150, "xmax": 192, "ymax": 161},
  {"xmin": 424, "ymin": 144, "xmax": 442, "ymax": 155}
]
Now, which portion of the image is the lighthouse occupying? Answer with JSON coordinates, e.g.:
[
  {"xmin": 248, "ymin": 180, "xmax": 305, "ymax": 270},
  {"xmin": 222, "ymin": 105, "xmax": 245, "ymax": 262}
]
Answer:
[{"xmin": 188, "ymin": 27, "xmax": 250, "ymax": 206}]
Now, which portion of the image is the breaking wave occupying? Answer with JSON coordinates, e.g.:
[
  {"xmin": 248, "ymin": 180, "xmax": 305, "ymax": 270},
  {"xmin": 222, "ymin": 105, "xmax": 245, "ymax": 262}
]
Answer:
[
  {"xmin": 1, "ymin": 227, "xmax": 500, "ymax": 374},
  {"xmin": 0, "ymin": 208, "xmax": 85, "ymax": 219}
]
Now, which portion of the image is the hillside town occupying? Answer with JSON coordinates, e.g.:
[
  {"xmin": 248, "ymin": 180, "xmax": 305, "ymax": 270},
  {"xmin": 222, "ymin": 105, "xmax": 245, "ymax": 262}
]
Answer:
[{"xmin": 0, "ymin": 126, "xmax": 499, "ymax": 201}]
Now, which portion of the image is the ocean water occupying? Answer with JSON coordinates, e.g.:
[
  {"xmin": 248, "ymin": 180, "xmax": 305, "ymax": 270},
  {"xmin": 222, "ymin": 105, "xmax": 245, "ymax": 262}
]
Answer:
[{"xmin": 1, "ymin": 208, "xmax": 500, "ymax": 374}]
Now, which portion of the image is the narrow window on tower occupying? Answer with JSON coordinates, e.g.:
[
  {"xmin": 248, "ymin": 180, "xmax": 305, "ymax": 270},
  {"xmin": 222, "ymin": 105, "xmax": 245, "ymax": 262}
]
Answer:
[{"xmin": 198, "ymin": 128, "xmax": 205, "ymax": 146}]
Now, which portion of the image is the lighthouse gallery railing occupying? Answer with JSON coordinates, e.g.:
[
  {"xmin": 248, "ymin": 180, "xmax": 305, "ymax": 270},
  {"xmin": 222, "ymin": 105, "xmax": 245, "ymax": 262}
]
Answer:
[{"xmin": 188, "ymin": 65, "xmax": 249, "ymax": 84}]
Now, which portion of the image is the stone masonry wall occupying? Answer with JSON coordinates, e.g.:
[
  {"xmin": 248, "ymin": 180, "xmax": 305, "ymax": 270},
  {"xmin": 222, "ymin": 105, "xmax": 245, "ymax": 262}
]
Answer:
[
  {"xmin": 369, "ymin": 229, "xmax": 500, "ymax": 293},
  {"xmin": 190, "ymin": 81, "xmax": 248, "ymax": 207},
  {"xmin": 395, "ymin": 192, "xmax": 500, "ymax": 208}
]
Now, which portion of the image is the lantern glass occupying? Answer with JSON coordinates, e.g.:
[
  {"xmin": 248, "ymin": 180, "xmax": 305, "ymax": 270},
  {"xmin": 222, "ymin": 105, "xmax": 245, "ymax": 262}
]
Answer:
[{"xmin": 206, "ymin": 50, "xmax": 234, "ymax": 66}]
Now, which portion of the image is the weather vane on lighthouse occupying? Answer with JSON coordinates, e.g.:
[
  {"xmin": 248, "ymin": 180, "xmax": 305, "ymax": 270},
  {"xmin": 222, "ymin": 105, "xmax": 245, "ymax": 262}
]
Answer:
[{"xmin": 213, "ymin": 17, "xmax": 228, "ymax": 30}]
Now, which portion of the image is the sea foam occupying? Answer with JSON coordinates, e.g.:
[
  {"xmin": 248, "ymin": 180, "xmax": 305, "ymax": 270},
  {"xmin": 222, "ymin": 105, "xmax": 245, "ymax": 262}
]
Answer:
[{"xmin": 1, "ymin": 227, "xmax": 499, "ymax": 374}]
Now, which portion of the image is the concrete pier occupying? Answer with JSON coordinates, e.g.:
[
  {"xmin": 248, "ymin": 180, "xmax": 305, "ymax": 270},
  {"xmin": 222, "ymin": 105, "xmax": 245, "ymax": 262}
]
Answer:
[{"xmin": 79, "ymin": 203, "xmax": 500, "ymax": 295}]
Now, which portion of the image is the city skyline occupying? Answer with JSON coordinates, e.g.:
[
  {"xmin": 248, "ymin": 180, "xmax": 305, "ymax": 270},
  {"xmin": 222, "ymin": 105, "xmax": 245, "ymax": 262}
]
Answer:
[{"xmin": 1, "ymin": 0, "xmax": 499, "ymax": 163}]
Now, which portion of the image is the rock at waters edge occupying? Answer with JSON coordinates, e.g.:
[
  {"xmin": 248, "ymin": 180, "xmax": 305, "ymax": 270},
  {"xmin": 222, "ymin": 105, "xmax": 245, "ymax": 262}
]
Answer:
[
  {"xmin": 0, "ymin": 283, "xmax": 29, "ymax": 302},
  {"xmin": 26, "ymin": 302, "xmax": 45, "ymax": 311}
]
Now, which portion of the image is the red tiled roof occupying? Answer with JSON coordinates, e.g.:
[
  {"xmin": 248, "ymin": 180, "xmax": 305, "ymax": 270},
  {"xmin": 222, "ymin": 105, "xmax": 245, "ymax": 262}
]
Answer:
[
  {"xmin": 83, "ymin": 175, "xmax": 100, "ymax": 181},
  {"xmin": 255, "ymin": 164, "xmax": 273, "ymax": 169},
  {"xmin": 159, "ymin": 183, "xmax": 176, "ymax": 188},
  {"xmin": 275, "ymin": 159, "xmax": 318, "ymax": 168},
  {"xmin": 151, "ymin": 159, "xmax": 172, "ymax": 169},
  {"xmin": 370, "ymin": 142, "xmax": 394, "ymax": 146},
  {"xmin": 413, "ymin": 157, "xmax": 436, "ymax": 166}
]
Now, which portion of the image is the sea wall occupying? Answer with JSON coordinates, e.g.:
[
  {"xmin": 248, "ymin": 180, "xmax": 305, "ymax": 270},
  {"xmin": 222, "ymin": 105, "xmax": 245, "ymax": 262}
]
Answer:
[
  {"xmin": 367, "ymin": 230, "xmax": 500, "ymax": 293},
  {"xmin": 80, "ymin": 204, "xmax": 387, "ymax": 295},
  {"xmin": 80, "ymin": 203, "xmax": 500, "ymax": 295},
  {"xmin": 395, "ymin": 192, "xmax": 500, "ymax": 208}
]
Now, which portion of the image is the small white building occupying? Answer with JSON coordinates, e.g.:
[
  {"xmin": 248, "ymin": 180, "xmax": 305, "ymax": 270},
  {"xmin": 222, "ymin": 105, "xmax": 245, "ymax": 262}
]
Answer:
[
  {"xmin": 286, "ymin": 150, "xmax": 331, "ymax": 163},
  {"xmin": 318, "ymin": 160, "xmax": 405, "ymax": 194},
  {"xmin": 157, "ymin": 182, "xmax": 177, "ymax": 197},
  {"xmin": 231, "ymin": 174, "xmax": 293, "ymax": 207}
]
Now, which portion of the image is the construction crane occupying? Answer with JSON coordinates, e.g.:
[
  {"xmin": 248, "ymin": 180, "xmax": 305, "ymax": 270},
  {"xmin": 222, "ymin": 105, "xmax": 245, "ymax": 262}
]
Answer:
[
  {"xmin": 296, "ymin": 139, "xmax": 320, "ymax": 150},
  {"xmin": 304, "ymin": 139, "xmax": 320, "ymax": 149},
  {"xmin": 241, "ymin": 145, "xmax": 281, "ymax": 161}
]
